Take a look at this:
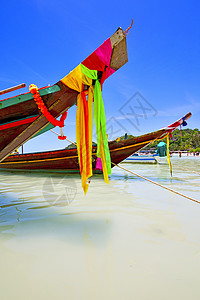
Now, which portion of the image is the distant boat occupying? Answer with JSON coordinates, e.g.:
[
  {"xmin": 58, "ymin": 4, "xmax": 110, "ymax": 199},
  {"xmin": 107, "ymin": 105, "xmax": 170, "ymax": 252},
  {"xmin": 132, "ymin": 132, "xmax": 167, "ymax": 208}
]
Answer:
[{"xmin": 121, "ymin": 153, "xmax": 157, "ymax": 164}]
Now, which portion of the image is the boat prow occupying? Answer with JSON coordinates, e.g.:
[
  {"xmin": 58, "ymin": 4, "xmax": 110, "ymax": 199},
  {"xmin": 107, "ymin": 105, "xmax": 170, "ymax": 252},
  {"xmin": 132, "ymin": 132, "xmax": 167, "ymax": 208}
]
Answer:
[{"xmin": 0, "ymin": 27, "xmax": 128, "ymax": 163}]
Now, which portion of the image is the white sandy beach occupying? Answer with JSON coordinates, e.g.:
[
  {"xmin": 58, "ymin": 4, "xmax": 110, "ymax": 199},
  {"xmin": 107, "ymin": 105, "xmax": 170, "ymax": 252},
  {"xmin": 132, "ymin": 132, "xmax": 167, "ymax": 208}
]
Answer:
[{"xmin": 0, "ymin": 157, "xmax": 200, "ymax": 300}]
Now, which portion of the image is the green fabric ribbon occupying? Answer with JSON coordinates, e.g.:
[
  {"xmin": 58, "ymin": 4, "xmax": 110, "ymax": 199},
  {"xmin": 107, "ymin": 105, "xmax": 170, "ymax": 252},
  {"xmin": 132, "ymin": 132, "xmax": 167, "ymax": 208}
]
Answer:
[
  {"xmin": 80, "ymin": 64, "xmax": 111, "ymax": 175},
  {"xmin": 94, "ymin": 80, "xmax": 111, "ymax": 175}
]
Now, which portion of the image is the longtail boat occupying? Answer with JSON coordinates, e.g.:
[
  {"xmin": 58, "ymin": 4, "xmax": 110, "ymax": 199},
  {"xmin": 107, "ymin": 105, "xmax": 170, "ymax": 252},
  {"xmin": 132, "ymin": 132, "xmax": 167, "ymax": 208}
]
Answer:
[
  {"xmin": 0, "ymin": 27, "xmax": 128, "ymax": 163},
  {"xmin": 0, "ymin": 112, "xmax": 191, "ymax": 172},
  {"xmin": 0, "ymin": 23, "xmax": 192, "ymax": 193}
]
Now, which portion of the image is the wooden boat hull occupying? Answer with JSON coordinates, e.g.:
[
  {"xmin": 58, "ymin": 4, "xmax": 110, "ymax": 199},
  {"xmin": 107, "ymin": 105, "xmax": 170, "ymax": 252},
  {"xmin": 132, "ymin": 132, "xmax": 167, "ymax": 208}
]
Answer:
[
  {"xmin": 0, "ymin": 128, "xmax": 175, "ymax": 171},
  {"xmin": 0, "ymin": 112, "xmax": 192, "ymax": 172}
]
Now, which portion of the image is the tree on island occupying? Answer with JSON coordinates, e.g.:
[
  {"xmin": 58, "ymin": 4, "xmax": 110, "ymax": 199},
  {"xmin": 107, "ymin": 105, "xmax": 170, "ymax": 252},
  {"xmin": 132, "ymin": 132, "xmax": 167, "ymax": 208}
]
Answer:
[{"xmin": 119, "ymin": 128, "xmax": 200, "ymax": 152}]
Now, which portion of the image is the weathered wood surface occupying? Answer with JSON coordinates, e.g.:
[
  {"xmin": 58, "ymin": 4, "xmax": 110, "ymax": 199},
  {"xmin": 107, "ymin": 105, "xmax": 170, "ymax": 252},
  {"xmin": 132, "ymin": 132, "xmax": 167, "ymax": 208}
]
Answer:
[{"xmin": 110, "ymin": 28, "xmax": 128, "ymax": 70}]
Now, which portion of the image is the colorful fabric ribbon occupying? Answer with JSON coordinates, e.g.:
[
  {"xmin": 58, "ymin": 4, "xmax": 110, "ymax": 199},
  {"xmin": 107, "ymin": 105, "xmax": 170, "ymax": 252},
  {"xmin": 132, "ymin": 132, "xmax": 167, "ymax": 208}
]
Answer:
[
  {"xmin": 167, "ymin": 134, "xmax": 172, "ymax": 176},
  {"xmin": 61, "ymin": 38, "xmax": 115, "ymax": 194},
  {"xmin": 182, "ymin": 116, "xmax": 187, "ymax": 127}
]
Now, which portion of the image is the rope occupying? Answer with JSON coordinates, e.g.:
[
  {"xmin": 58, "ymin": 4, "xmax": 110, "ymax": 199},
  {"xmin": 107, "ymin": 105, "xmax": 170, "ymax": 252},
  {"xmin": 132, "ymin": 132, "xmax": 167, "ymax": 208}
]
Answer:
[
  {"xmin": 50, "ymin": 130, "xmax": 161, "ymax": 152},
  {"xmin": 50, "ymin": 129, "xmax": 200, "ymax": 203},
  {"xmin": 172, "ymin": 164, "xmax": 200, "ymax": 176},
  {"xmin": 111, "ymin": 162, "xmax": 200, "ymax": 205},
  {"xmin": 124, "ymin": 19, "xmax": 133, "ymax": 36},
  {"xmin": 50, "ymin": 129, "xmax": 76, "ymax": 146},
  {"xmin": 50, "ymin": 129, "xmax": 92, "ymax": 185}
]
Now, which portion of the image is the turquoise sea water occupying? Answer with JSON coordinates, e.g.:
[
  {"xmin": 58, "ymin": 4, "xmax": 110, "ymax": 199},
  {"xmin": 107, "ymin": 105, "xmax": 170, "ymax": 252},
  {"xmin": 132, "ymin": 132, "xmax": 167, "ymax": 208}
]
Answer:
[{"xmin": 0, "ymin": 157, "xmax": 200, "ymax": 300}]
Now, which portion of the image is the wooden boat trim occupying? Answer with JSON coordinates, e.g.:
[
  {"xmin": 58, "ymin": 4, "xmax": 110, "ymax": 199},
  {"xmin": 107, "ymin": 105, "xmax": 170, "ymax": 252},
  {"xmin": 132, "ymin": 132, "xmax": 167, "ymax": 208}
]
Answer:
[
  {"xmin": 110, "ymin": 138, "xmax": 162, "ymax": 152},
  {"xmin": 0, "ymin": 115, "xmax": 38, "ymax": 131},
  {"xmin": 0, "ymin": 155, "xmax": 78, "ymax": 164},
  {"xmin": 0, "ymin": 85, "xmax": 60, "ymax": 110}
]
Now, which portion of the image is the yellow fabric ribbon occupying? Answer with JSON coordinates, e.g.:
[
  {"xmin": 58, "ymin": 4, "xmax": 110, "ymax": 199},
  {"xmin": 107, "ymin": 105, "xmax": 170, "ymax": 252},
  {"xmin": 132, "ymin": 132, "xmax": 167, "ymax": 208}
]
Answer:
[
  {"xmin": 61, "ymin": 65, "xmax": 83, "ymax": 91},
  {"xmin": 61, "ymin": 64, "xmax": 111, "ymax": 193},
  {"xmin": 61, "ymin": 65, "xmax": 91, "ymax": 193},
  {"xmin": 167, "ymin": 134, "xmax": 172, "ymax": 176}
]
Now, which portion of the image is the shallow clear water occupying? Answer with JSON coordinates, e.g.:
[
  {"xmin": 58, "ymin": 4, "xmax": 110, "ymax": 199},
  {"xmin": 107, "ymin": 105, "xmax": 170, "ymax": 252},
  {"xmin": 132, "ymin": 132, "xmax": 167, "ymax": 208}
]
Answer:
[{"xmin": 0, "ymin": 157, "xmax": 200, "ymax": 300}]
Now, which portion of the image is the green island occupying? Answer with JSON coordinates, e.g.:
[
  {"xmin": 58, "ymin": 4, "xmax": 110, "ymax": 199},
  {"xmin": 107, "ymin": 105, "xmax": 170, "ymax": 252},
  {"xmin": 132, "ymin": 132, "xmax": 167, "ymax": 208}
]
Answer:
[{"xmin": 66, "ymin": 129, "xmax": 200, "ymax": 153}]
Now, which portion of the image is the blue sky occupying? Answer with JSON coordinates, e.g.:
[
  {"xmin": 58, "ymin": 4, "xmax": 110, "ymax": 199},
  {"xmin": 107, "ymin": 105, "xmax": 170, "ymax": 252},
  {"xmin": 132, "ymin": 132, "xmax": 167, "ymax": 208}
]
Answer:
[{"xmin": 0, "ymin": 0, "xmax": 199, "ymax": 153}]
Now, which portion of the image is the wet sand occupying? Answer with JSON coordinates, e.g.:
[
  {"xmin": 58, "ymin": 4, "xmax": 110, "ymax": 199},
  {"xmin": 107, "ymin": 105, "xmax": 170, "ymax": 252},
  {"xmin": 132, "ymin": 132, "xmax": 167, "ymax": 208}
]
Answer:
[{"xmin": 0, "ymin": 157, "xmax": 200, "ymax": 300}]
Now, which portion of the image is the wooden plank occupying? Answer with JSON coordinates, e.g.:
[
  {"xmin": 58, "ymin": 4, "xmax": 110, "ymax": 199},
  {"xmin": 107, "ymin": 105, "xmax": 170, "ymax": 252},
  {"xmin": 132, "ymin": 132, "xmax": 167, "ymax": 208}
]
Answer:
[
  {"xmin": 110, "ymin": 28, "xmax": 128, "ymax": 70},
  {"xmin": 110, "ymin": 27, "xmax": 125, "ymax": 47},
  {"xmin": 110, "ymin": 38, "xmax": 128, "ymax": 70},
  {"xmin": 32, "ymin": 123, "xmax": 55, "ymax": 138},
  {"xmin": 0, "ymin": 83, "xmax": 26, "ymax": 96}
]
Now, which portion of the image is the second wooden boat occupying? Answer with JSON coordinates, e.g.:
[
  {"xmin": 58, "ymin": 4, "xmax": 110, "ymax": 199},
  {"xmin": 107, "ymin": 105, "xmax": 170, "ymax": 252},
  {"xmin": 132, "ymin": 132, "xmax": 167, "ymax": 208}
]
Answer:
[{"xmin": 0, "ymin": 112, "xmax": 192, "ymax": 172}]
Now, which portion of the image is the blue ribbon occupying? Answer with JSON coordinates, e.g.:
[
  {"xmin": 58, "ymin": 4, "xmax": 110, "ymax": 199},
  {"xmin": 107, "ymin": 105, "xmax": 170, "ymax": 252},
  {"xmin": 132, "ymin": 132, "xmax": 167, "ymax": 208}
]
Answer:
[{"xmin": 182, "ymin": 116, "xmax": 187, "ymax": 127}]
